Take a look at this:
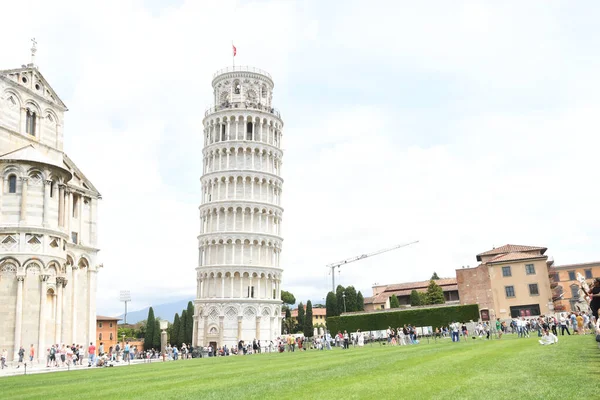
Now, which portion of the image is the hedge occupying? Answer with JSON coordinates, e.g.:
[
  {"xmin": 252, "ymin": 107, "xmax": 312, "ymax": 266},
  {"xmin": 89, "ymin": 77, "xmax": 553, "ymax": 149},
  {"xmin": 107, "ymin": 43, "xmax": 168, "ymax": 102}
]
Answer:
[{"xmin": 326, "ymin": 304, "xmax": 479, "ymax": 333}]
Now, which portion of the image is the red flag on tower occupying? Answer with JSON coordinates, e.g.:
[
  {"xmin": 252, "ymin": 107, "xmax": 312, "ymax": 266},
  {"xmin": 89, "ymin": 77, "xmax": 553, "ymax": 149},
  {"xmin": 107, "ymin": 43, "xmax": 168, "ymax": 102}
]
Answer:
[{"xmin": 232, "ymin": 44, "xmax": 237, "ymax": 57}]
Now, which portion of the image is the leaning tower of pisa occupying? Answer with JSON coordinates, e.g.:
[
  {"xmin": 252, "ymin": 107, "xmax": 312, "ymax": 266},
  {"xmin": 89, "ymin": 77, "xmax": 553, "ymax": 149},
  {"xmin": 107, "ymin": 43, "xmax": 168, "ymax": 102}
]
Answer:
[{"xmin": 193, "ymin": 66, "xmax": 284, "ymax": 349}]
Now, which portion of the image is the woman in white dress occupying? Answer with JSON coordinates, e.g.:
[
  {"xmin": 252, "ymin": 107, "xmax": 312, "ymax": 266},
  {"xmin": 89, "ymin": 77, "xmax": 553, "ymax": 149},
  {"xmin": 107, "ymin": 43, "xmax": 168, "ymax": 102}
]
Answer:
[{"xmin": 357, "ymin": 329, "xmax": 364, "ymax": 347}]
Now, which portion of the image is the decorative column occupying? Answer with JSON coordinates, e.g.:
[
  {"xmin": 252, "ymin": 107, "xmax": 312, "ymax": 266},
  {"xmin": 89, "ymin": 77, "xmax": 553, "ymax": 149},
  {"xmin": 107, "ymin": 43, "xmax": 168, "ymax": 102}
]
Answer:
[
  {"xmin": 71, "ymin": 266, "xmax": 77, "ymax": 343},
  {"xmin": 219, "ymin": 316, "xmax": 224, "ymax": 347},
  {"xmin": 58, "ymin": 184, "xmax": 65, "ymax": 227},
  {"xmin": 237, "ymin": 316, "xmax": 243, "ymax": 340},
  {"xmin": 192, "ymin": 314, "xmax": 199, "ymax": 347},
  {"xmin": 88, "ymin": 268, "xmax": 98, "ymax": 347},
  {"xmin": 43, "ymin": 179, "xmax": 51, "ymax": 226},
  {"xmin": 38, "ymin": 274, "xmax": 49, "ymax": 362},
  {"xmin": 13, "ymin": 276, "xmax": 24, "ymax": 360},
  {"xmin": 255, "ymin": 316, "xmax": 261, "ymax": 340},
  {"xmin": 19, "ymin": 177, "xmax": 28, "ymax": 222},
  {"xmin": 78, "ymin": 195, "xmax": 83, "ymax": 244},
  {"xmin": 55, "ymin": 277, "xmax": 65, "ymax": 345},
  {"xmin": 66, "ymin": 190, "xmax": 72, "ymax": 236}
]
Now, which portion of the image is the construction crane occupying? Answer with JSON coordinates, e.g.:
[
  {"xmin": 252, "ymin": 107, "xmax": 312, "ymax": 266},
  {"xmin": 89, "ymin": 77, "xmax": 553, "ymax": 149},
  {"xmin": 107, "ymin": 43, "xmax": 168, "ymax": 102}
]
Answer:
[{"xmin": 326, "ymin": 241, "xmax": 419, "ymax": 292}]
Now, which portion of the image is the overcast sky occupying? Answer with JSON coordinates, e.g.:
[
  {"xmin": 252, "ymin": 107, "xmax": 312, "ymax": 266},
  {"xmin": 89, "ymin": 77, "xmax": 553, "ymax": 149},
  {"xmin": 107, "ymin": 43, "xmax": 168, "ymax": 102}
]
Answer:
[{"xmin": 2, "ymin": 1, "xmax": 600, "ymax": 315}]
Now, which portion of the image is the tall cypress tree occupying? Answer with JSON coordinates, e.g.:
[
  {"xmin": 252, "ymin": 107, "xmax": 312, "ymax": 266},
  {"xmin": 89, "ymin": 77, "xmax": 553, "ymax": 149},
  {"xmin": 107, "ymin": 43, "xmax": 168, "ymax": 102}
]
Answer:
[
  {"xmin": 153, "ymin": 320, "xmax": 161, "ymax": 350},
  {"xmin": 172, "ymin": 313, "xmax": 180, "ymax": 346},
  {"xmin": 178, "ymin": 310, "xmax": 187, "ymax": 346},
  {"xmin": 297, "ymin": 302, "xmax": 305, "ymax": 332},
  {"xmin": 304, "ymin": 300, "xmax": 314, "ymax": 338},
  {"xmin": 389, "ymin": 294, "xmax": 400, "ymax": 308},
  {"xmin": 336, "ymin": 285, "xmax": 346, "ymax": 314},
  {"xmin": 326, "ymin": 291, "xmax": 338, "ymax": 318},
  {"xmin": 186, "ymin": 301, "xmax": 194, "ymax": 345},
  {"xmin": 356, "ymin": 291, "xmax": 365, "ymax": 311},
  {"xmin": 410, "ymin": 290, "xmax": 421, "ymax": 306},
  {"xmin": 145, "ymin": 307, "xmax": 155, "ymax": 350},
  {"xmin": 345, "ymin": 286, "xmax": 358, "ymax": 312}
]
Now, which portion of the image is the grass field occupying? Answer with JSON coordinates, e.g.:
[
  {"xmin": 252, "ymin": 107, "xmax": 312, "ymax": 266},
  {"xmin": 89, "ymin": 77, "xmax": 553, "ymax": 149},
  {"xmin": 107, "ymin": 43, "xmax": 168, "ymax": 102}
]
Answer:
[{"xmin": 3, "ymin": 335, "xmax": 599, "ymax": 400}]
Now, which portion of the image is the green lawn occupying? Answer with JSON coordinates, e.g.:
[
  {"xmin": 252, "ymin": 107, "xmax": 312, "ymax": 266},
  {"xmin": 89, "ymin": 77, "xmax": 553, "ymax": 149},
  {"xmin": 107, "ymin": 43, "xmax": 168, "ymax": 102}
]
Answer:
[{"xmin": 3, "ymin": 335, "xmax": 599, "ymax": 399}]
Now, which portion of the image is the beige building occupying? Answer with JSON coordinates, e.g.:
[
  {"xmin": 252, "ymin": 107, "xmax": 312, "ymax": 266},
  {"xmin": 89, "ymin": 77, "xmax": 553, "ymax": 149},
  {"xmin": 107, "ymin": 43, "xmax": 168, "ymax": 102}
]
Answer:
[
  {"xmin": 457, "ymin": 244, "xmax": 553, "ymax": 320},
  {"xmin": 0, "ymin": 48, "xmax": 101, "ymax": 361}
]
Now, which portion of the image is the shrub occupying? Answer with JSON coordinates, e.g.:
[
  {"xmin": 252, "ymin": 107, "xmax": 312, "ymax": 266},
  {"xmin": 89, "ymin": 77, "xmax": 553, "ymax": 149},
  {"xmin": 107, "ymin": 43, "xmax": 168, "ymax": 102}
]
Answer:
[{"xmin": 326, "ymin": 304, "xmax": 479, "ymax": 333}]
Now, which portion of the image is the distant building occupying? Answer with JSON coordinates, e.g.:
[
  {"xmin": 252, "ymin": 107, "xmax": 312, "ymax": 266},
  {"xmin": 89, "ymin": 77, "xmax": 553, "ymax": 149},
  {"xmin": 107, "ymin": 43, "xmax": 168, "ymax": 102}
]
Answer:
[
  {"xmin": 457, "ymin": 244, "xmax": 553, "ymax": 320},
  {"xmin": 96, "ymin": 316, "xmax": 120, "ymax": 353},
  {"xmin": 290, "ymin": 306, "xmax": 326, "ymax": 328},
  {"xmin": 364, "ymin": 278, "xmax": 459, "ymax": 311},
  {"xmin": 549, "ymin": 261, "xmax": 600, "ymax": 312}
]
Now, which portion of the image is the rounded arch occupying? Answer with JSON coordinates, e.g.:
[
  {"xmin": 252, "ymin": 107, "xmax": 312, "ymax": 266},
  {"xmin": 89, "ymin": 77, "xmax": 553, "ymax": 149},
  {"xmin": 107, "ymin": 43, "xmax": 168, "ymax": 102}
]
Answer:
[
  {"xmin": 77, "ymin": 255, "xmax": 90, "ymax": 269},
  {"xmin": 24, "ymin": 100, "xmax": 41, "ymax": 114},
  {"xmin": 43, "ymin": 108, "xmax": 58, "ymax": 124}
]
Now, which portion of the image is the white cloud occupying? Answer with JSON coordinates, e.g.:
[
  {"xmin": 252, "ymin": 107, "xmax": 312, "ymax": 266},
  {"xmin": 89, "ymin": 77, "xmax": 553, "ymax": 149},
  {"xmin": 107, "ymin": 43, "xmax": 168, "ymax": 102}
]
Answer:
[{"xmin": 1, "ymin": 0, "xmax": 599, "ymax": 314}]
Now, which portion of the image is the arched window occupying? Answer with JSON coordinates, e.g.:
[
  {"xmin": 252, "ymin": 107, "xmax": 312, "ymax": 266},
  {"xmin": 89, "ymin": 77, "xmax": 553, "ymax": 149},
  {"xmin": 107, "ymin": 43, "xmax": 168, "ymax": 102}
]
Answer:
[
  {"xmin": 110, "ymin": 333, "xmax": 113, "ymax": 340},
  {"xmin": 8, "ymin": 175, "xmax": 17, "ymax": 193},
  {"xmin": 221, "ymin": 124, "xmax": 226, "ymax": 141},
  {"xmin": 26, "ymin": 109, "xmax": 36, "ymax": 135},
  {"xmin": 50, "ymin": 181, "xmax": 55, "ymax": 198},
  {"xmin": 261, "ymin": 85, "xmax": 267, "ymax": 98},
  {"xmin": 246, "ymin": 122, "xmax": 253, "ymax": 140},
  {"xmin": 234, "ymin": 80, "xmax": 241, "ymax": 94}
]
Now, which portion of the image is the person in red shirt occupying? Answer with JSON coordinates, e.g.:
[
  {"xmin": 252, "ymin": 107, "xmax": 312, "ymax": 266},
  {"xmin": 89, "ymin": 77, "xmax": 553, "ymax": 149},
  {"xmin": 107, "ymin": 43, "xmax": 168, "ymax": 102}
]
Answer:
[{"xmin": 87, "ymin": 342, "xmax": 96, "ymax": 367}]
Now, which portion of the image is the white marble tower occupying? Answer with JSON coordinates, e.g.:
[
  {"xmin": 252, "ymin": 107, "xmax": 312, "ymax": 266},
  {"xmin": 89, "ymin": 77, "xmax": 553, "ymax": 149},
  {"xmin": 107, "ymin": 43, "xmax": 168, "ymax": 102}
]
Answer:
[{"xmin": 193, "ymin": 66, "xmax": 284, "ymax": 349}]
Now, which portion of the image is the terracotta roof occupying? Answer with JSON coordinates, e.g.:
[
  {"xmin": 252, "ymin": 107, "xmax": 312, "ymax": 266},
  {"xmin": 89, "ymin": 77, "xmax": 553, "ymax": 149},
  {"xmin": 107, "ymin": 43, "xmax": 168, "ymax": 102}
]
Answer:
[
  {"xmin": 552, "ymin": 261, "xmax": 600, "ymax": 270},
  {"xmin": 486, "ymin": 252, "xmax": 547, "ymax": 264},
  {"xmin": 363, "ymin": 296, "xmax": 376, "ymax": 304},
  {"xmin": 96, "ymin": 315, "xmax": 122, "ymax": 321},
  {"xmin": 477, "ymin": 244, "xmax": 547, "ymax": 261},
  {"xmin": 383, "ymin": 278, "xmax": 457, "ymax": 292},
  {"xmin": 389, "ymin": 284, "xmax": 458, "ymax": 298}
]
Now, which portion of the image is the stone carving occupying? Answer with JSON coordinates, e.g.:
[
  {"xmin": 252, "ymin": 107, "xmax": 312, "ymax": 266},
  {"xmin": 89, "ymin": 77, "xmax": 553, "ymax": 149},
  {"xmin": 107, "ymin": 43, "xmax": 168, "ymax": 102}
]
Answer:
[{"xmin": 0, "ymin": 263, "xmax": 17, "ymax": 274}]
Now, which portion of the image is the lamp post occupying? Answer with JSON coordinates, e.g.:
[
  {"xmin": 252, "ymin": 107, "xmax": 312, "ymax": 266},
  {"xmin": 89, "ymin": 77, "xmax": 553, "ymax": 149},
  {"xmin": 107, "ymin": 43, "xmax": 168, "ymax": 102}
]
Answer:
[{"xmin": 342, "ymin": 291, "xmax": 346, "ymax": 313}]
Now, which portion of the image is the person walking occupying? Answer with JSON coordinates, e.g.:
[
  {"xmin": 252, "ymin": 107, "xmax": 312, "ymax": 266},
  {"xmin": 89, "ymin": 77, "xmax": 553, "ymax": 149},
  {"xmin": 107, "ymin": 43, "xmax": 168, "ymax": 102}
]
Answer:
[
  {"xmin": 1, "ymin": 349, "xmax": 8, "ymax": 369},
  {"xmin": 29, "ymin": 344, "xmax": 35, "ymax": 363},
  {"xmin": 559, "ymin": 314, "xmax": 570, "ymax": 335},
  {"xmin": 87, "ymin": 342, "xmax": 96, "ymax": 367},
  {"xmin": 16, "ymin": 345, "xmax": 25, "ymax": 368}
]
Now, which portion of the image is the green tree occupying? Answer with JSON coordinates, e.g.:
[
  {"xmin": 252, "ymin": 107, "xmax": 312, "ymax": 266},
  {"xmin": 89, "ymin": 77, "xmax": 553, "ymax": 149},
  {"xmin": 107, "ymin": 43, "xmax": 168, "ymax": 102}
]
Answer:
[
  {"xmin": 426, "ymin": 279, "xmax": 445, "ymax": 304},
  {"xmin": 326, "ymin": 291, "xmax": 338, "ymax": 318},
  {"xmin": 304, "ymin": 300, "xmax": 314, "ymax": 337},
  {"xmin": 153, "ymin": 319, "xmax": 161, "ymax": 350},
  {"xmin": 281, "ymin": 290, "xmax": 296, "ymax": 305},
  {"xmin": 356, "ymin": 291, "xmax": 364, "ymax": 311},
  {"xmin": 419, "ymin": 292, "xmax": 430, "ymax": 305},
  {"xmin": 171, "ymin": 313, "xmax": 180, "ymax": 346},
  {"xmin": 410, "ymin": 290, "xmax": 421, "ymax": 307},
  {"xmin": 336, "ymin": 285, "xmax": 346, "ymax": 314},
  {"xmin": 389, "ymin": 294, "xmax": 400, "ymax": 308},
  {"xmin": 431, "ymin": 272, "xmax": 440, "ymax": 280},
  {"xmin": 186, "ymin": 301, "xmax": 194, "ymax": 344},
  {"xmin": 283, "ymin": 307, "xmax": 293, "ymax": 334},
  {"xmin": 179, "ymin": 310, "xmax": 187, "ymax": 346},
  {"xmin": 345, "ymin": 286, "xmax": 358, "ymax": 312},
  {"xmin": 145, "ymin": 308, "xmax": 155, "ymax": 350},
  {"xmin": 297, "ymin": 302, "xmax": 305, "ymax": 332}
]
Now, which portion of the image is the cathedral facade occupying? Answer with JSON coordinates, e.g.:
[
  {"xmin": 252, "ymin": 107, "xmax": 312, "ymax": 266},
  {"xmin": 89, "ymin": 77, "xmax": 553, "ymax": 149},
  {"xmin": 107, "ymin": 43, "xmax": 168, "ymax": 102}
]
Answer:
[
  {"xmin": 193, "ymin": 66, "xmax": 284, "ymax": 349},
  {"xmin": 0, "ymin": 54, "xmax": 101, "ymax": 361}
]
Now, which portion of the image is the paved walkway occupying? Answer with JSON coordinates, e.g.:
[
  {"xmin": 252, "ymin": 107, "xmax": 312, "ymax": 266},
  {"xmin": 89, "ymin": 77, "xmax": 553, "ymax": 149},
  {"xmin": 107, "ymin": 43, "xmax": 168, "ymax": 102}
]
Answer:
[{"xmin": 0, "ymin": 358, "xmax": 155, "ymax": 378}]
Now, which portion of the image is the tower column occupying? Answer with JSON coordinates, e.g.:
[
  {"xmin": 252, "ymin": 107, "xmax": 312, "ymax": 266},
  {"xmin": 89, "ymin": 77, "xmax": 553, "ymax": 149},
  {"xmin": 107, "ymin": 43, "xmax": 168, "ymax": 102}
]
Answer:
[
  {"xmin": 13, "ymin": 276, "xmax": 24, "ymax": 361},
  {"xmin": 19, "ymin": 177, "xmax": 28, "ymax": 222},
  {"xmin": 43, "ymin": 179, "xmax": 51, "ymax": 226},
  {"xmin": 38, "ymin": 274, "xmax": 49, "ymax": 362}
]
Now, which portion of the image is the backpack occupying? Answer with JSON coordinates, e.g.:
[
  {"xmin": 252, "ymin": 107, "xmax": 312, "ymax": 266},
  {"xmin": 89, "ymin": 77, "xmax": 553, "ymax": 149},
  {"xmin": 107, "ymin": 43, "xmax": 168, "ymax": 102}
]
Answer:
[
  {"xmin": 50, "ymin": 347, "xmax": 56, "ymax": 356},
  {"xmin": 115, "ymin": 344, "xmax": 120, "ymax": 352}
]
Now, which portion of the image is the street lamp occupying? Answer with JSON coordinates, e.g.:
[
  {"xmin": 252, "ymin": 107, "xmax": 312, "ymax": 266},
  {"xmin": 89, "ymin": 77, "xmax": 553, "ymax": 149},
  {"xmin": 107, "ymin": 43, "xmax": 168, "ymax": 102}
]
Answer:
[{"xmin": 342, "ymin": 291, "xmax": 346, "ymax": 313}]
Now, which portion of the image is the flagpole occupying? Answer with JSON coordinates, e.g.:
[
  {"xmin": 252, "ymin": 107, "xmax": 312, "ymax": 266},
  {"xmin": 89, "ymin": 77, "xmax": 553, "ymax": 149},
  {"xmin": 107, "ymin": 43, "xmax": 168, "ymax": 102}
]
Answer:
[{"xmin": 232, "ymin": 41, "xmax": 235, "ymax": 68}]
